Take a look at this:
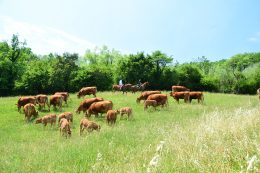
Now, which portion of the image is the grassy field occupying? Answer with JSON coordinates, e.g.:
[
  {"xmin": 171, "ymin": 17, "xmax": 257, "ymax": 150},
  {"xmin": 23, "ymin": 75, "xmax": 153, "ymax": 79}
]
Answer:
[{"xmin": 0, "ymin": 92, "xmax": 260, "ymax": 173}]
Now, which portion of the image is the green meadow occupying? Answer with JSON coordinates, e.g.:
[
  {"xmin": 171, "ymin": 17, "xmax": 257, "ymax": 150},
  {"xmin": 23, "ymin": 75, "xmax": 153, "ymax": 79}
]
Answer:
[{"xmin": 0, "ymin": 92, "xmax": 260, "ymax": 173}]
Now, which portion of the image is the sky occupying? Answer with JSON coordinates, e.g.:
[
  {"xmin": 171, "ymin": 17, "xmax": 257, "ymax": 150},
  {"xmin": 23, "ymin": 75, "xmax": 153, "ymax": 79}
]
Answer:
[{"xmin": 0, "ymin": 0, "xmax": 260, "ymax": 62}]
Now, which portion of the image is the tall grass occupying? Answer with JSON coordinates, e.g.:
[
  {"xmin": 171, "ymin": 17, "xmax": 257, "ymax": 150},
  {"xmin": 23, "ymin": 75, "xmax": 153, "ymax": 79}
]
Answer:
[
  {"xmin": 161, "ymin": 108, "xmax": 260, "ymax": 172},
  {"xmin": 0, "ymin": 92, "xmax": 259, "ymax": 172}
]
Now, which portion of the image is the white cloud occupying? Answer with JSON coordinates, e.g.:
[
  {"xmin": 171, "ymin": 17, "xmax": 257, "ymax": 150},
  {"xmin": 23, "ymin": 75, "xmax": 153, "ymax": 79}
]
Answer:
[
  {"xmin": 0, "ymin": 16, "xmax": 96, "ymax": 55},
  {"xmin": 248, "ymin": 32, "xmax": 260, "ymax": 42}
]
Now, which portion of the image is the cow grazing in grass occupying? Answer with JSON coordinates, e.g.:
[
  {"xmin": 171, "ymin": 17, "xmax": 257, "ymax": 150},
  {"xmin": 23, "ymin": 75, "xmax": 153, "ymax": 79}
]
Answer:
[
  {"xmin": 106, "ymin": 110, "xmax": 119, "ymax": 125},
  {"xmin": 23, "ymin": 103, "xmax": 38, "ymax": 122},
  {"xmin": 35, "ymin": 94, "xmax": 49, "ymax": 111},
  {"xmin": 59, "ymin": 118, "xmax": 71, "ymax": 138},
  {"xmin": 35, "ymin": 114, "xmax": 56, "ymax": 127},
  {"xmin": 136, "ymin": 91, "xmax": 161, "ymax": 103},
  {"xmin": 75, "ymin": 97, "xmax": 104, "ymax": 114},
  {"xmin": 17, "ymin": 96, "xmax": 37, "ymax": 112},
  {"xmin": 50, "ymin": 95, "xmax": 63, "ymax": 111},
  {"xmin": 189, "ymin": 92, "xmax": 204, "ymax": 103},
  {"xmin": 118, "ymin": 107, "xmax": 133, "ymax": 119},
  {"xmin": 58, "ymin": 112, "xmax": 73, "ymax": 124},
  {"xmin": 77, "ymin": 87, "xmax": 97, "ymax": 98},
  {"xmin": 257, "ymin": 88, "xmax": 260, "ymax": 100},
  {"xmin": 86, "ymin": 100, "xmax": 113, "ymax": 118},
  {"xmin": 80, "ymin": 118, "xmax": 100, "ymax": 135},
  {"xmin": 144, "ymin": 100, "xmax": 158, "ymax": 110},
  {"xmin": 172, "ymin": 85, "xmax": 190, "ymax": 92},
  {"xmin": 169, "ymin": 91, "xmax": 190, "ymax": 103},
  {"xmin": 147, "ymin": 94, "xmax": 168, "ymax": 107},
  {"xmin": 54, "ymin": 92, "xmax": 69, "ymax": 105}
]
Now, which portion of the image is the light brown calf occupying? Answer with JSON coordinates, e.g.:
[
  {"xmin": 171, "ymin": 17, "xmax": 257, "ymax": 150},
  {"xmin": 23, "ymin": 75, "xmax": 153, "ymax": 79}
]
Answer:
[
  {"xmin": 144, "ymin": 100, "xmax": 157, "ymax": 110},
  {"xmin": 35, "ymin": 114, "xmax": 56, "ymax": 127},
  {"xmin": 23, "ymin": 103, "xmax": 38, "ymax": 122},
  {"xmin": 58, "ymin": 112, "xmax": 73, "ymax": 124},
  {"xmin": 118, "ymin": 107, "xmax": 133, "ymax": 119},
  {"xmin": 106, "ymin": 110, "xmax": 119, "ymax": 125},
  {"xmin": 79, "ymin": 118, "xmax": 101, "ymax": 136},
  {"xmin": 59, "ymin": 118, "xmax": 71, "ymax": 138}
]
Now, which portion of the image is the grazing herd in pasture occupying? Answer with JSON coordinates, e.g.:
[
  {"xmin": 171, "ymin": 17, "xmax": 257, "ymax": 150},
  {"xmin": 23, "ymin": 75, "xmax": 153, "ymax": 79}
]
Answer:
[{"xmin": 15, "ymin": 84, "xmax": 260, "ymax": 138}]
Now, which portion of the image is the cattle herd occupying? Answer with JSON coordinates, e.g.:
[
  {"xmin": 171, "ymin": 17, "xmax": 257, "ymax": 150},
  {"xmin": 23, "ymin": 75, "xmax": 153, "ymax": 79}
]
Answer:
[{"xmin": 16, "ymin": 85, "xmax": 260, "ymax": 138}]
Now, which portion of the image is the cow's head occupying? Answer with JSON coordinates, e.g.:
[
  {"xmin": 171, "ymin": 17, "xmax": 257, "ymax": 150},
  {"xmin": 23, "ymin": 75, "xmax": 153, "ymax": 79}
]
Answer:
[{"xmin": 35, "ymin": 118, "xmax": 42, "ymax": 124}]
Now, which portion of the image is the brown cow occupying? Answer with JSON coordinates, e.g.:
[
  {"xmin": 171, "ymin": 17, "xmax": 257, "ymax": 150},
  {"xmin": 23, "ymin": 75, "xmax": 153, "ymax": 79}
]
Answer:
[
  {"xmin": 79, "ymin": 118, "xmax": 100, "ymax": 136},
  {"xmin": 118, "ymin": 107, "xmax": 133, "ymax": 119},
  {"xmin": 35, "ymin": 114, "xmax": 56, "ymax": 127},
  {"xmin": 75, "ymin": 97, "xmax": 104, "ymax": 114},
  {"xmin": 35, "ymin": 94, "xmax": 50, "ymax": 111},
  {"xmin": 50, "ymin": 95, "xmax": 63, "ymax": 111},
  {"xmin": 17, "ymin": 96, "xmax": 36, "ymax": 112},
  {"xmin": 172, "ymin": 85, "xmax": 190, "ymax": 92},
  {"xmin": 144, "ymin": 100, "xmax": 158, "ymax": 110},
  {"xmin": 58, "ymin": 112, "xmax": 73, "ymax": 124},
  {"xmin": 189, "ymin": 92, "xmax": 204, "ymax": 103},
  {"xmin": 136, "ymin": 91, "xmax": 161, "ymax": 103},
  {"xmin": 86, "ymin": 100, "xmax": 113, "ymax": 118},
  {"xmin": 77, "ymin": 87, "xmax": 97, "ymax": 98},
  {"xmin": 147, "ymin": 94, "xmax": 168, "ymax": 107},
  {"xmin": 106, "ymin": 110, "xmax": 119, "ymax": 125},
  {"xmin": 55, "ymin": 92, "xmax": 69, "ymax": 105},
  {"xmin": 23, "ymin": 103, "xmax": 38, "ymax": 122},
  {"xmin": 169, "ymin": 91, "xmax": 190, "ymax": 103},
  {"xmin": 59, "ymin": 118, "xmax": 71, "ymax": 138}
]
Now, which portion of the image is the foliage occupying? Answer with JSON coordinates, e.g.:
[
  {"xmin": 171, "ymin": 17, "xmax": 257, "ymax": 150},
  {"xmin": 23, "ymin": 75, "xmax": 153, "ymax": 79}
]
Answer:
[{"xmin": 1, "ymin": 35, "xmax": 260, "ymax": 95}]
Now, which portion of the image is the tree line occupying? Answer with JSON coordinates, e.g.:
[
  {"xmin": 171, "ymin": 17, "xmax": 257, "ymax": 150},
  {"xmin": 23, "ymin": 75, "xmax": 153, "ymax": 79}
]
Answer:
[{"xmin": 0, "ymin": 34, "xmax": 260, "ymax": 96}]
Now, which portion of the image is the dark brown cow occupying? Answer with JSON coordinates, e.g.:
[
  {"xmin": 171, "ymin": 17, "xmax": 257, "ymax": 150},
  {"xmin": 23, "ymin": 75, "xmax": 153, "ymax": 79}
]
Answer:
[
  {"xmin": 169, "ymin": 91, "xmax": 190, "ymax": 103},
  {"xmin": 75, "ymin": 97, "xmax": 104, "ymax": 114},
  {"xmin": 35, "ymin": 114, "xmax": 56, "ymax": 127},
  {"xmin": 130, "ymin": 82, "xmax": 149, "ymax": 93},
  {"xmin": 172, "ymin": 85, "xmax": 190, "ymax": 92},
  {"xmin": 55, "ymin": 92, "xmax": 69, "ymax": 105},
  {"xmin": 106, "ymin": 110, "xmax": 119, "ymax": 125},
  {"xmin": 80, "ymin": 118, "xmax": 100, "ymax": 135},
  {"xmin": 17, "ymin": 96, "xmax": 36, "ymax": 112},
  {"xmin": 136, "ymin": 91, "xmax": 161, "ymax": 103},
  {"xmin": 77, "ymin": 87, "xmax": 97, "ymax": 98},
  {"xmin": 23, "ymin": 103, "xmax": 38, "ymax": 122},
  {"xmin": 58, "ymin": 112, "xmax": 73, "ymax": 123},
  {"xmin": 35, "ymin": 94, "xmax": 49, "ymax": 111},
  {"xmin": 121, "ymin": 84, "xmax": 133, "ymax": 94},
  {"xmin": 189, "ymin": 92, "xmax": 204, "ymax": 103},
  {"xmin": 59, "ymin": 118, "xmax": 71, "ymax": 138},
  {"xmin": 86, "ymin": 100, "xmax": 113, "ymax": 118},
  {"xmin": 146, "ymin": 94, "xmax": 168, "ymax": 107},
  {"xmin": 130, "ymin": 85, "xmax": 139, "ymax": 93},
  {"xmin": 50, "ymin": 95, "xmax": 63, "ymax": 111}
]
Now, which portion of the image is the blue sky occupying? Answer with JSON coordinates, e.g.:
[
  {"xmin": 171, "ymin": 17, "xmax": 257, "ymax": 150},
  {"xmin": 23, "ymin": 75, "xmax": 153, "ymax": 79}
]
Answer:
[{"xmin": 0, "ymin": 0, "xmax": 260, "ymax": 62}]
